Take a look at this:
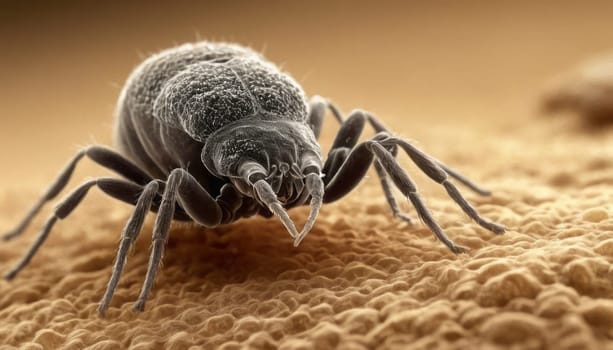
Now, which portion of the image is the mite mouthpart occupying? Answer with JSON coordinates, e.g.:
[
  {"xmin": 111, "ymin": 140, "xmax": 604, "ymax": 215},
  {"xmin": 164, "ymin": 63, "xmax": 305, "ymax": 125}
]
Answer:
[
  {"xmin": 294, "ymin": 172, "xmax": 324, "ymax": 247},
  {"xmin": 253, "ymin": 179, "xmax": 300, "ymax": 238}
]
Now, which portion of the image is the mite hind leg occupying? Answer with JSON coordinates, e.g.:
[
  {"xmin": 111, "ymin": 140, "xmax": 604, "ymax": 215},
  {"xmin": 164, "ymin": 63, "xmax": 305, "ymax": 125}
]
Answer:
[{"xmin": 3, "ymin": 146, "xmax": 153, "ymax": 241}]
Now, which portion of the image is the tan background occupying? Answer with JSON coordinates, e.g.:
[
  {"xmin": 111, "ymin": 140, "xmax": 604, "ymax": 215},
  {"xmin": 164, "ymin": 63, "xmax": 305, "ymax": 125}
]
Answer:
[
  {"xmin": 2, "ymin": 0, "xmax": 613, "ymax": 184},
  {"xmin": 0, "ymin": 1, "xmax": 612, "ymax": 349}
]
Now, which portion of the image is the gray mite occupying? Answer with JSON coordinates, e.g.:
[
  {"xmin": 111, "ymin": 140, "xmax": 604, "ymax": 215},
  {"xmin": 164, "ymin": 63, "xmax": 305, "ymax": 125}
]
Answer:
[{"xmin": 2, "ymin": 42, "xmax": 505, "ymax": 316}]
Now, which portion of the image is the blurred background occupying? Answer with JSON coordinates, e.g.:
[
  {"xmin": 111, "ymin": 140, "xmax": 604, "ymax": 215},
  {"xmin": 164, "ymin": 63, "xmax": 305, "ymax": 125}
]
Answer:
[{"xmin": 1, "ymin": 0, "xmax": 613, "ymax": 185}]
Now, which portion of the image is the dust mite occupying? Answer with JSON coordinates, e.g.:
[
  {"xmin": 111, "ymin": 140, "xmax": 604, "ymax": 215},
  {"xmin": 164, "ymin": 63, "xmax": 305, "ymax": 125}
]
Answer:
[{"xmin": 2, "ymin": 42, "xmax": 505, "ymax": 316}]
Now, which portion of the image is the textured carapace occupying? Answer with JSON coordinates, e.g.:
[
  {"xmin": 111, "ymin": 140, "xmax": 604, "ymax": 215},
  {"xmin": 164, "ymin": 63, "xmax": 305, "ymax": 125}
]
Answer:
[
  {"xmin": 3, "ymin": 41, "xmax": 505, "ymax": 315},
  {"xmin": 114, "ymin": 42, "xmax": 323, "ymax": 232},
  {"xmin": 122, "ymin": 43, "xmax": 309, "ymax": 142}
]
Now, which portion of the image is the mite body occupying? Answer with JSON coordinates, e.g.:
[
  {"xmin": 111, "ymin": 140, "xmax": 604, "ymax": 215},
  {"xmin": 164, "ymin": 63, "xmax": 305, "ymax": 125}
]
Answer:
[{"xmin": 3, "ymin": 42, "xmax": 505, "ymax": 316}]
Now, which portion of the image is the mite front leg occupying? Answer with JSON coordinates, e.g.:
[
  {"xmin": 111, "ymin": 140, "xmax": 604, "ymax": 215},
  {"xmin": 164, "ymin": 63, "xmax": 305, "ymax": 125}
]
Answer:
[
  {"xmin": 307, "ymin": 95, "xmax": 343, "ymax": 140},
  {"xmin": 316, "ymin": 100, "xmax": 493, "ymax": 196},
  {"xmin": 101, "ymin": 174, "xmax": 240, "ymax": 315},
  {"xmin": 3, "ymin": 146, "xmax": 153, "ymax": 241},
  {"xmin": 133, "ymin": 168, "xmax": 227, "ymax": 312},
  {"xmin": 318, "ymin": 109, "xmax": 411, "ymax": 223},
  {"xmin": 98, "ymin": 180, "xmax": 159, "ymax": 317},
  {"xmin": 322, "ymin": 138, "xmax": 473, "ymax": 253},
  {"xmin": 378, "ymin": 138, "xmax": 505, "ymax": 234}
]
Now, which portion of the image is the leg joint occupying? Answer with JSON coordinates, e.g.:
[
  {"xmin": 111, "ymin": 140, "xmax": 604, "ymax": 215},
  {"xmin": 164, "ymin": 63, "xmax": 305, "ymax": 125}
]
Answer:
[{"xmin": 167, "ymin": 168, "xmax": 187, "ymax": 188}]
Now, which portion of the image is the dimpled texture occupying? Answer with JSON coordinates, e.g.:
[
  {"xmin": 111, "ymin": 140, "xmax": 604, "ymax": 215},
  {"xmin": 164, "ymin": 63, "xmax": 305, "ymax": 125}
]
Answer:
[
  {"xmin": 121, "ymin": 42, "xmax": 308, "ymax": 143},
  {"xmin": 0, "ymin": 114, "xmax": 612, "ymax": 349}
]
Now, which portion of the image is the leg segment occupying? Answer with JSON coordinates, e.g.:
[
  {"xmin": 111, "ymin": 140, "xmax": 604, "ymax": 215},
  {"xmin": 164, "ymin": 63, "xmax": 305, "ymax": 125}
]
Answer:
[
  {"xmin": 318, "ymin": 107, "xmax": 411, "ymax": 222},
  {"xmin": 322, "ymin": 138, "xmax": 466, "ymax": 252},
  {"xmin": 102, "ymin": 172, "xmax": 240, "ymax": 315},
  {"xmin": 379, "ymin": 138, "xmax": 505, "ymax": 234},
  {"xmin": 373, "ymin": 161, "xmax": 413, "ymax": 224},
  {"xmin": 323, "ymin": 141, "xmax": 375, "ymax": 203},
  {"xmin": 307, "ymin": 95, "xmax": 343, "ymax": 140},
  {"xmin": 435, "ymin": 162, "xmax": 491, "ymax": 196},
  {"xmin": 315, "ymin": 98, "xmax": 492, "ymax": 194},
  {"xmin": 3, "ymin": 177, "xmax": 153, "ymax": 280},
  {"xmin": 322, "ymin": 136, "xmax": 505, "ymax": 253},
  {"xmin": 97, "ymin": 180, "xmax": 159, "ymax": 317},
  {"xmin": 133, "ymin": 168, "xmax": 226, "ymax": 312},
  {"xmin": 308, "ymin": 97, "xmax": 502, "ymax": 250},
  {"xmin": 3, "ymin": 146, "xmax": 152, "ymax": 241},
  {"xmin": 354, "ymin": 109, "xmax": 491, "ymax": 196}
]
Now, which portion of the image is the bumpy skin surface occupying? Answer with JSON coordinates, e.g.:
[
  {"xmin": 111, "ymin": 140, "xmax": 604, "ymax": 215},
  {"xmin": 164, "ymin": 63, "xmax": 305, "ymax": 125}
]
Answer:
[
  {"xmin": 2, "ymin": 41, "xmax": 508, "ymax": 320},
  {"xmin": 113, "ymin": 42, "xmax": 312, "ymax": 216}
]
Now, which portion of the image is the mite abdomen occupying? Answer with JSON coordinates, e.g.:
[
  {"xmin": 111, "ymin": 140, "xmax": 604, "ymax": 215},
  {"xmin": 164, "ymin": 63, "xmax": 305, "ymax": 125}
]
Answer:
[{"xmin": 117, "ymin": 42, "xmax": 308, "ymax": 144}]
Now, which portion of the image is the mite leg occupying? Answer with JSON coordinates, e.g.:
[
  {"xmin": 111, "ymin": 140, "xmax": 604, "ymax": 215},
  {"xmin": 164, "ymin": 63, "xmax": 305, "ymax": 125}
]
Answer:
[
  {"xmin": 373, "ymin": 161, "xmax": 413, "ymax": 224},
  {"xmin": 378, "ymin": 137, "xmax": 505, "ymax": 234},
  {"xmin": 101, "ymin": 172, "xmax": 236, "ymax": 315},
  {"xmin": 310, "ymin": 97, "xmax": 409, "ymax": 218},
  {"xmin": 307, "ymin": 95, "xmax": 343, "ymax": 140},
  {"xmin": 435, "ymin": 163, "xmax": 491, "ymax": 196},
  {"xmin": 97, "ymin": 180, "xmax": 159, "ymax": 317},
  {"xmin": 320, "ymin": 138, "xmax": 467, "ymax": 253},
  {"xmin": 133, "ymin": 168, "xmax": 226, "ymax": 312},
  {"xmin": 323, "ymin": 142, "xmax": 374, "ymax": 203},
  {"xmin": 3, "ymin": 177, "xmax": 156, "ymax": 280},
  {"xmin": 319, "ymin": 108, "xmax": 412, "ymax": 224},
  {"xmin": 3, "ymin": 146, "xmax": 153, "ymax": 241},
  {"xmin": 316, "ymin": 99, "xmax": 492, "ymax": 196},
  {"xmin": 357, "ymin": 109, "xmax": 492, "ymax": 196}
]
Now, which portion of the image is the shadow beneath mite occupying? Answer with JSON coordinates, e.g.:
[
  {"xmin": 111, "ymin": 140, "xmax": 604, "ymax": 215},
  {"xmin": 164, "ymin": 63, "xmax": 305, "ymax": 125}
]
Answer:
[{"xmin": 156, "ymin": 214, "xmax": 376, "ymax": 285}]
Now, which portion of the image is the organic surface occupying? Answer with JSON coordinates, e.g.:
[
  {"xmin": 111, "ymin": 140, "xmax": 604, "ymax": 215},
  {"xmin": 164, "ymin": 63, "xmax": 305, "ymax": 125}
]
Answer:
[
  {"xmin": 0, "ymin": 115, "xmax": 611, "ymax": 349},
  {"xmin": 1, "ymin": 1, "xmax": 613, "ymax": 349}
]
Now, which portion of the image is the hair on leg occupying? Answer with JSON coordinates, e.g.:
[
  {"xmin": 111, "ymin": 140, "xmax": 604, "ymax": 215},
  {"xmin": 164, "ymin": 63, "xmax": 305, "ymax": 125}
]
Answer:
[
  {"xmin": 97, "ymin": 180, "xmax": 159, "ymax": 317},
  {"xmin": 133, "ymin": 170, "xmax": 181, "ymax": 312},
  {"xmin": 373, "ymin": 161, "xmax": 412, "ymax": 225},
  {"xmin": 320, "ymin": 109, "xmax": 412, "ymax": 221},
  {"xmin": 381, "ymin": 138, "xmax": 505, "ymax": 234},
  {"xmin": 320, "ymin": 138, "xmax": 466, "ymax": 252},
  {"xmin": 435, "ymin": 162, "xmax": 492, "ymax": 196},
  {"xmin": 132, "ymin": 168, "xmax": 228, "ymax": 311},
  {"xmin": 368, "ymin": 142, "xmax": 468, "ymax": 253}
]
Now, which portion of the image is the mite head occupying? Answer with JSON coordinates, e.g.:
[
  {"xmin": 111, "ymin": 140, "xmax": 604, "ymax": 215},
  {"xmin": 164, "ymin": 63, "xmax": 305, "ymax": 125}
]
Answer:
[{"xmin": 202, "ymin": 119, "xmax": 324, "ymax": 246}]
